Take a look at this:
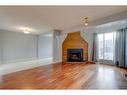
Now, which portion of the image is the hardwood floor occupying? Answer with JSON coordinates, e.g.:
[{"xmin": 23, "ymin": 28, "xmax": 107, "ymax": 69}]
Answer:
[{"xmin": 0, "ymin": 63, "xmax": 127, "ymax": 89}]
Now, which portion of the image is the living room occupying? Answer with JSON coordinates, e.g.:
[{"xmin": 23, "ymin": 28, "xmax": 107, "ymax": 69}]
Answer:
[{"xmin": 0, "ymin": 6, "xmax": 127, "ymax": 89}]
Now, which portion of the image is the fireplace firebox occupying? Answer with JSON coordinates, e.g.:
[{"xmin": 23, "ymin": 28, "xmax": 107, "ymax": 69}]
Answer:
[{"xmin": 67, "ymin": 49, "xmax": 83, "ymax": 62}]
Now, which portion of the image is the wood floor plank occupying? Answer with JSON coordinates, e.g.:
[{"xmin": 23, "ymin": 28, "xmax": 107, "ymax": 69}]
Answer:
[{"xmin": 0, "ymin": 63, "xmax": 127, "ymax": 89}]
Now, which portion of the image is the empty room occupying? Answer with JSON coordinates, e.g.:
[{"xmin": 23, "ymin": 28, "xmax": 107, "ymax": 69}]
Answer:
[{"xmin": 0, "ymin": 6, "xmax": 127, "ymax": 89}]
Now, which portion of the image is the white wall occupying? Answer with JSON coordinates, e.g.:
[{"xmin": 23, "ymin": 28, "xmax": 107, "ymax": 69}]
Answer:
[
  {"xmin": 0, "ymin": 28, "xmax": 94, "ymax": 65},
  {"xmin": 0, "ymin": 30, "xmax": 38, "ymax": 64},
  {"xmin": 38, "ymin": 33, "xmax": 53, "ymax": 60},
  {"xmin": 55, "ymin": 33, "xmax": 67, "ymax": 62},
  {"xmin": 0, "ymin": 30, "xmax": 54, "ymax": 65},
  {"xmin": 0, "ymin": 32, "xmax": 3, "ymax": 64},
  {"xmin": 0, "ymin": 30, "xmax": 54, "ymax": 75},
  {"xmin": 80, "ymin": 29, "xmax": 94, "ymax": 61}
]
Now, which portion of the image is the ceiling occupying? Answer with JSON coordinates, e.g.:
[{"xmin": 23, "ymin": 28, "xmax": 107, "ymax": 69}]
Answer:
[{"xmin": 0, "ymin": 6, "xmax": 127, "ymax": 34}]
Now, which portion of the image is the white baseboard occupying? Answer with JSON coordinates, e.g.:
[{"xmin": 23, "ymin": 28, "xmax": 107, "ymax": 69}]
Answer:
[
  {"xmin": 0, "ymin": 58, "xmax": 53, "ymax": 75},
  {"xmin": 2, "ymin": 57, "xmax": 37, "ymax": 64}
]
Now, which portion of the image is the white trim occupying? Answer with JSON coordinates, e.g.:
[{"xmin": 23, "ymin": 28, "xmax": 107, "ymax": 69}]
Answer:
[
  {"xmin": 0, "ymin": 58, "xmax": 53, "ymax": 75},
  {"xmin": 2, "ymin": 57, "xmax": 37, "ymax": 64}
]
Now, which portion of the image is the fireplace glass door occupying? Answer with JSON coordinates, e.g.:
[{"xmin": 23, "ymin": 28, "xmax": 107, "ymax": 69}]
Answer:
[{"xmin": 67, "ymin": 49, "xmax": 83, "ymax": 62}]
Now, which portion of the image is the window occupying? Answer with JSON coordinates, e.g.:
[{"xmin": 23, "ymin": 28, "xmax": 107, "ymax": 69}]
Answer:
[
  {"xmin": 98, "ymin": 34, "xmax": 103, "ymax": 59},
  {"xmin": 98, "ymin": 32, "xmax": 114, "ymax": 60}
]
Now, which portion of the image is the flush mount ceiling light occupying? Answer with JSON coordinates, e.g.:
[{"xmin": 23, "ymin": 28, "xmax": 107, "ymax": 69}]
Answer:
[
  {"xmin": 23, "ymin": 28, "xmax": 31, "ymax": 34},
  {"xmin": 23, "ymin": 28, "xmax": 30, "ymax": 34},
  {"xmin": 19, "ymin": 27, "xmax": 32, "ymax": 34},
  {"xmin": 84, "ymin": 17, "xmax": 89, "ymax": 26}
]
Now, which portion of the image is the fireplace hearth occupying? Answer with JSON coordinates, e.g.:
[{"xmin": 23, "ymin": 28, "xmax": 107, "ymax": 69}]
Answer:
[{"xmin": 67, "ymin": 49, "xmax": 83, "ymax": 62}]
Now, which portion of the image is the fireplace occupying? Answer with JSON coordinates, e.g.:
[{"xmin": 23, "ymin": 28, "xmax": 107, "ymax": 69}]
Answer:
[
  {"xmin": 67, "ymin": 49, "xmax": 83, "ymax": 62},
  {"xmin": 62, "ymin": 32, "xmax": 88, "ymax": 64}
]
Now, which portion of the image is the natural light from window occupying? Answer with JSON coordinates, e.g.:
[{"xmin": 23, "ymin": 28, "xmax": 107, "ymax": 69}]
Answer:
[{"xmin": 98, "ymin": 32, "xmax": 114, "ymax": 60}]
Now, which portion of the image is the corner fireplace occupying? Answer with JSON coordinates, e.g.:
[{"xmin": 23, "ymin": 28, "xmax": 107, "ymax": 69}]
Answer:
[{"xmin": 67, "ymin": 49, "xmax": 84, "ymax": 62}]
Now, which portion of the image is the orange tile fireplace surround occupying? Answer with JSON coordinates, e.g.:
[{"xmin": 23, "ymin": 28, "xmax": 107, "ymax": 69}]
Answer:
[{"xmin": 62, "ymin": 31, "xmax": 89, "ymax": 64}]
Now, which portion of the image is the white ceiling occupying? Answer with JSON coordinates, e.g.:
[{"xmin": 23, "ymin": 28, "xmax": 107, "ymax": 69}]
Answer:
[{"xmin": 0, "ymin": 6, "xmax": 127, "ymax": 34}]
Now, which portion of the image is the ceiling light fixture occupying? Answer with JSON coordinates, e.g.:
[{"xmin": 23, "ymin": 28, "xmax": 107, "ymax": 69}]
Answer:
[
  {"xmin": 23, "ymin": 28, "xmax": 31, "ymax": 34},
  {"xmin": 24, "ymin": 30, "xmax": 30, "ymax": 34},
  {"xmin": 19, "ymin": 27, "xmax": 35, "ymax": 34},
  {"xmin": 84, "ymin": 17, "xmax": 88, "ymax": 26}
]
